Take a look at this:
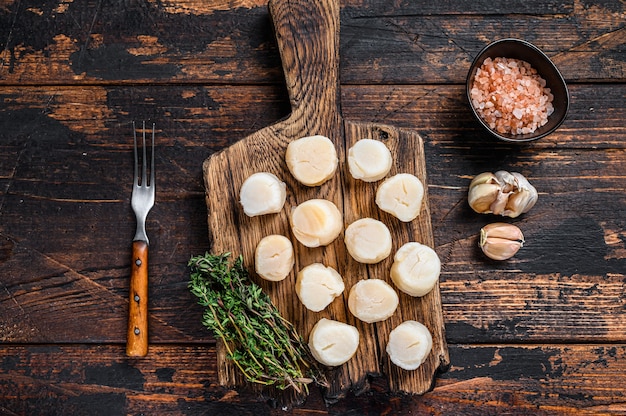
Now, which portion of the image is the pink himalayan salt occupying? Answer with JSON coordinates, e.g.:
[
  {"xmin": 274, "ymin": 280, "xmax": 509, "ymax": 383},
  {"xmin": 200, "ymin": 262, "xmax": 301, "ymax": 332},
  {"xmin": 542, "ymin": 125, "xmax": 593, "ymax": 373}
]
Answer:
[{"xmin": 470, "ymin": 57, "xmax": 554, "ymax": 135}]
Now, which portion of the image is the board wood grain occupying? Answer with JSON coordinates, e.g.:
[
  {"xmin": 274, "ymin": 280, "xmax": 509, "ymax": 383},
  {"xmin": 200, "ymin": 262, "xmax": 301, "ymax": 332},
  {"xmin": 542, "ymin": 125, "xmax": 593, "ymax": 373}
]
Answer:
[{"xmin": 202, "ymin": 0, "xmax": 448, "ymax": 403}]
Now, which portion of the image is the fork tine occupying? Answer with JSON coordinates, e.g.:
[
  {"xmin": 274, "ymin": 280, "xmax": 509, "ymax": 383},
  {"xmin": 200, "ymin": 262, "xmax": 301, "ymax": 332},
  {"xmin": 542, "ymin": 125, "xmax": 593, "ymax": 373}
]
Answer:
[
  {"xmin": 150, "ymin": 123, "xmax": 155, "ymax": 188},
  {"xmin": 141, "ymin": 121, "xmax": 148, "ymax": 187},
  {"xmin": 150, "ymin": 123, "xmax": 155, "ymax": 187},
  {"xmin": 133, "ymin": 121, "xmax": 139, "ymax": 186}
]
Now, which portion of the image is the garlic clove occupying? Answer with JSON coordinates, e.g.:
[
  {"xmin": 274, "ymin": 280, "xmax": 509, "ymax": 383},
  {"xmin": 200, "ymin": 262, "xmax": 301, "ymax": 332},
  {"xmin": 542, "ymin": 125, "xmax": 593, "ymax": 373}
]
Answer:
[
  {"xmin": 479, "ymin": 222, "xmax": 524, "ymax": 260},
  {"xmin": 468, "ymin": 172, "xmax": 500, "ymax": 214},
  {"xmin": 505, "ymin": 189, "xmax": 537, "ymax": 218},
  {"xmin": 504, "ymin": 173, "xmax": 538, "ymax": 218},
  {"xmin": 489, "ymin": 188, "xmax": 512, "ymax": 216},
  {"xmin": 468, "ymin": 182, "xmax": 501, "ymax": 214},
  {"xmin": 469, "ymin": 171, "xmax": 499, "ymax": 188}
]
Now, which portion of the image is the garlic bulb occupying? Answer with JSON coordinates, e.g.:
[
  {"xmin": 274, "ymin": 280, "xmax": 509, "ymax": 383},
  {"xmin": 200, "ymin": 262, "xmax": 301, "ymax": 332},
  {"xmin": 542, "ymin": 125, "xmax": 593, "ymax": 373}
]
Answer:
[
  {"xmin": 468, "ymin": 171, "xmax": 537, "ymax": 218},
  {"xmin": 479, "ymin": 222, "xmax": 525, "ymax": 260}
]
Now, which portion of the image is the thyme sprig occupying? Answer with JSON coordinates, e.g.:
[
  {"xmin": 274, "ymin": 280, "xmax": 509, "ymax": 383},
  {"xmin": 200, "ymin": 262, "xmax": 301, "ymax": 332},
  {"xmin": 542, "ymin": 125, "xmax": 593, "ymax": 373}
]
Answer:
[{"xmin": 188, "ymin": 252, "xmax": 325, "ymax": 394}]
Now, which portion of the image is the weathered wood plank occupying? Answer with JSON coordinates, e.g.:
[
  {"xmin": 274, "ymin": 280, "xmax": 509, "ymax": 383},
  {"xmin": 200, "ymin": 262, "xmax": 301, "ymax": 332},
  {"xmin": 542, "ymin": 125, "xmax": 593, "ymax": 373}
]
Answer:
[
  {"xmin": 0, "ymin": 1, "xmax": 624, "ymax": 85},
  {"xmin": 342, "ymin": 0, "xmax": 574, "ymax": 15},
  {"xmin": 0, "ymin": 0, "xmax": 281, "ymax": 85},
  {"xmin": 0, "ymin": 344, "xmax": 624, "ymax": 415},
  {"xmin": 341, "ymin": 84, "xmax": 626, "ymax": 149},
  {"xmin": 1, "ymin": 83, "xmax": 623, "ymax": 150},
  {"xmin": 431, "ymin": 344, "xmax": 626, "ymax": 416},
  {"xmin": 340, "ymin": 1, "xmax": 626, "ymax": 84}
]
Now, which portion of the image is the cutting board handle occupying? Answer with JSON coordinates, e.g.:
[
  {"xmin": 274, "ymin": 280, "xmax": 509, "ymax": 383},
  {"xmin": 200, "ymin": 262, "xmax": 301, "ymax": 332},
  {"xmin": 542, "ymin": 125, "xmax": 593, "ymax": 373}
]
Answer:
[{"xmin": 268, "ymin": 0, "xmax": 340, "ymax": 121}]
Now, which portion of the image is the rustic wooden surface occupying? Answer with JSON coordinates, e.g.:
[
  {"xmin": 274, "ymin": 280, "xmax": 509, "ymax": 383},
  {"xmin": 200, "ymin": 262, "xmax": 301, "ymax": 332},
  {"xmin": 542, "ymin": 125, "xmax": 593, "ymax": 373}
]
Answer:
[
  {"xmin": 1, "ymin": 0, "xmax": 625, "ymax": 415},
  {"xmin": 203, "ymin": 0, "xmax": 447, "ymax": 402}
]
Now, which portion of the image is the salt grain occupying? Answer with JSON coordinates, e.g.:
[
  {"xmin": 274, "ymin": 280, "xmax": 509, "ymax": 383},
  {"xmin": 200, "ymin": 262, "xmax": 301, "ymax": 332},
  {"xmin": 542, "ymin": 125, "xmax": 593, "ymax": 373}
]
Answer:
[{"xmin": 470, "ymin": 57, "xmax": 554, "ymax": 135}]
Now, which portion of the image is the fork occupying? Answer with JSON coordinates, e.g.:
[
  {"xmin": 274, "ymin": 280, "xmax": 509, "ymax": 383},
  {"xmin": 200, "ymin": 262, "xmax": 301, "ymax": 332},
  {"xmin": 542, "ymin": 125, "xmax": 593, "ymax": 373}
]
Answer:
[{"xmin": 127, "ymin": 121, "xmax": 155, "ymax": 357}]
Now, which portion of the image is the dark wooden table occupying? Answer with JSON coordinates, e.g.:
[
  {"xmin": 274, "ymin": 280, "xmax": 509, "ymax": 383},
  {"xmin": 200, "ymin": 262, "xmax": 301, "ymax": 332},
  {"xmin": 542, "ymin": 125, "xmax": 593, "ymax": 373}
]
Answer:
[{"xmin": 1, "ymin": 1, "xmax": 625, "ymax": 415}]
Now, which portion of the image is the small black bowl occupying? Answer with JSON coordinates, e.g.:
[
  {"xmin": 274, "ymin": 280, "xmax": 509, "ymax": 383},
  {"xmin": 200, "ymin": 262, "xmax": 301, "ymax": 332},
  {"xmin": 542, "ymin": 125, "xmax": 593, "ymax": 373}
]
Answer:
[{"xmin": 466, "ymin": 38, "xmax": 569, "ymax": 143}]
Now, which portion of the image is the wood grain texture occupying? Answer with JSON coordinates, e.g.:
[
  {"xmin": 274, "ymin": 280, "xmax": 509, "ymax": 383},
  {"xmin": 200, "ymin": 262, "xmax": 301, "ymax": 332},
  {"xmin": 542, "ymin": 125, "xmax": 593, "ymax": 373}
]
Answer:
[
  {"xmin": 0, "ymin": 0, "xmax": 625, "ymax": 413},
  {"xmin": 203, "ymin": 0, "xmax": 448, "ymax": 402},
  {"xmin": 0, "ymin": 1, "xmax": 624, "ymax": 85},
  {"xmin": 0, "ymin": 344, "xmax": 625, "ymax": 415},
  {"xmin": 0, "ymin": 84, "xmax": 624, "ymax": 345}
]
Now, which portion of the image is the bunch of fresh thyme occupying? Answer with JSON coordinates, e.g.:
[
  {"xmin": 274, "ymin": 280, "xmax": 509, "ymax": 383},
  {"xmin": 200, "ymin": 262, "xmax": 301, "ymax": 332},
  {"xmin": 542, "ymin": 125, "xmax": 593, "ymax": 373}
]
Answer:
[{"xmin": 188, "ymin": 252, "xmax": 325, "ymax": 395}]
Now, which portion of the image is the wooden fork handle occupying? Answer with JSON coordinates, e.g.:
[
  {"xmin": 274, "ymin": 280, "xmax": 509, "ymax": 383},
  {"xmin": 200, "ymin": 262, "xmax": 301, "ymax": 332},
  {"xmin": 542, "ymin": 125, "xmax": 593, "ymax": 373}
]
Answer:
[{"xmin": 127, "ymin": 240, "xmax": 149, "ymax": 357}]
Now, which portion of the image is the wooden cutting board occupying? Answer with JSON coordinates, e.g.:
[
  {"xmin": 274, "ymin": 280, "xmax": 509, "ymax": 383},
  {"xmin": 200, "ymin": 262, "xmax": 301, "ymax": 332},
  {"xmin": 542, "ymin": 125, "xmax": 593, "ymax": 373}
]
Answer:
[{"xmin": 203, "ymin": 0, "xmax": 449, "ymax": 404}]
